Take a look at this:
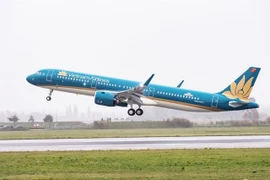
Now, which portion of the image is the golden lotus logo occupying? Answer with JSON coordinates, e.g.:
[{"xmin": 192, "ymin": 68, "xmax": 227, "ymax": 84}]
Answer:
[
  {"xmin": 251, "ymin": 68, "xmax": 257, "ymax": 73},
  {"xmin": 58, "ymin": 71, "xmax": 67, "ymax": 76},
  {"xmin": 222, "ymin": 75, "xmax": 253, "ymax": 100}
]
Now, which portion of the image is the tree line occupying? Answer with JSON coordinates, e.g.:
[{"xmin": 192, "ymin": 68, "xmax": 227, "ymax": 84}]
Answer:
[{"xmin": 7, "ymin": 114, "xmax": 54, "ymax": 127}]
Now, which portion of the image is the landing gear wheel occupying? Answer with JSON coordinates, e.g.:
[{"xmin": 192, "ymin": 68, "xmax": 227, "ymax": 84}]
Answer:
[
  {"xmin": 127, "ymin": 108, "xmax": 136, "ymax": 116},
  {"xmin": 46, "ymin": 89, "xmax": 53, "ymax": 101},
  {"xmin": 136, "ymin": 109, "xmax": 143, "ymax": 116}
]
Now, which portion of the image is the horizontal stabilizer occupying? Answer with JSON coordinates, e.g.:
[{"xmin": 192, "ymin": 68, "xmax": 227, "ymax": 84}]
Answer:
[{"xmin": 228, "ymin": 101, "xmax": 248, "ymax": 108}]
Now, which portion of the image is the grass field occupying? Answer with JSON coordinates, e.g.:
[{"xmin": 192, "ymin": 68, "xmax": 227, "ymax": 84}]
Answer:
[
  {"xmin": 0, "ymin": 126, "xmax": 269, "ymax": 140},
  {"xmin": 0, "ymin": 149, "xmax": 269, "ymax": 180}
]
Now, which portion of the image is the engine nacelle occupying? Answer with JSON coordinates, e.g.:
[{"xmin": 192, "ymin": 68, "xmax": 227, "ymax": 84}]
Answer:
[
  {"xmin": 94, "ymin": 91, "xmax": 115, "ymax": 106},
  {"xmin": 94, "ymin": 91, "xmax": 128, "ymax": 107}
]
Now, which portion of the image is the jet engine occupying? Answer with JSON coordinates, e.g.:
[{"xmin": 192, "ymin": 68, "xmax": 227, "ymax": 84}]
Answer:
[{"xmin": 94, "ymin": 91, "xmax": 128, "ymax": 107}]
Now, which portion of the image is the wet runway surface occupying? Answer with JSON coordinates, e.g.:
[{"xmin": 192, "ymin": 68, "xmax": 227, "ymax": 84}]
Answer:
[{"xmin": 0, "ymin": 136, "xmax": 269, "ymax": 152}]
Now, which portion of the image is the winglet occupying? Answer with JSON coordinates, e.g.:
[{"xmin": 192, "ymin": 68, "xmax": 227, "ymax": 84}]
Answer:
[
  {"xmin": 143, "ymin": 74, "xmax": 155, "ymax": 86},
  {"xmin": 177, "ymin": 80, "xmax": 184, "ymax": 88}
]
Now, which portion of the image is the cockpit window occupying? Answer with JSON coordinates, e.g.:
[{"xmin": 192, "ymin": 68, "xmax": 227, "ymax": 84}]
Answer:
[{"xmin": 36, "ymin": 71, "xmax": 42, "ymax": 75}]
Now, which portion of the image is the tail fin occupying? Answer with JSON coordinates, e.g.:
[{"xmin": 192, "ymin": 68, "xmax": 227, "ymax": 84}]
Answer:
[{"xmin": 217, "ymin": 67, "xmax": 261, "ymax": 100}]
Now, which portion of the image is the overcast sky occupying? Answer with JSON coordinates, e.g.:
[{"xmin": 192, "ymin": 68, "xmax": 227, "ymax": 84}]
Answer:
[{"xmin": 1, "ymin": 0, "xmax": 269, "ymax": 115}]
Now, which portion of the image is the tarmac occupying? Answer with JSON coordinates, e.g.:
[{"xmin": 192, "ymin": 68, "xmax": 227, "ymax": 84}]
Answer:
[{"xmin": 0, "ymin": 135, "xmax": 269, "ymax": 152}]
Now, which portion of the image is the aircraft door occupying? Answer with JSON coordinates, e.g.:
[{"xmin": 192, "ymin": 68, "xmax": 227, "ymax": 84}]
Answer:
[
  {"xmin": 46, "ymin": 70, "xmax": 54, "ymax": 82},
  {"xmin": 91, "ymin": 79, "xmax": 97, "ymax": 88},
  {"xmin": 148, "ymin": 87, "xmax": 155, "ymax": 97},
  {"xmin": 211, "ymin": 94, "xmax": 219, "ymax": 107}
]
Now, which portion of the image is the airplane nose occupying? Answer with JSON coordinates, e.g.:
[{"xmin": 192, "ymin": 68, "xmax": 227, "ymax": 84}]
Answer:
[
  {"xmin": 26, "ymin": 75, "xmax": 34, "ymax": 84},
  {"xmin": 26, "ymin": 75, "xmax": 30, "ymax": 83}
]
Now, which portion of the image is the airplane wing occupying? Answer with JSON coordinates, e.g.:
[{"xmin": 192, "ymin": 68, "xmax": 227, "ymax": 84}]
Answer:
[
  {"xmin": 177, "ymin": 80, "xmax": 184, "ymax": 88},
  {"xmin": 111, "ymin": 74, "xmax": 155, "ymax": 106}
]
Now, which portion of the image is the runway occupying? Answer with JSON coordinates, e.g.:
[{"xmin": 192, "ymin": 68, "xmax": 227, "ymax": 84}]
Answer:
[{"xmin": 0, "ymin": 136, "xmax": 270, "ymax": 152}]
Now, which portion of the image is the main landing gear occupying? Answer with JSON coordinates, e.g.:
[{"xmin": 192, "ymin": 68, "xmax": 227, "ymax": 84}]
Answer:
[
  {"xmin": 46, "ymin": 89, "xmax": 53, "ymax": 101},
  {"xmin": 127, "ymin": 107, "xmax": 144, "ymax": 116}
]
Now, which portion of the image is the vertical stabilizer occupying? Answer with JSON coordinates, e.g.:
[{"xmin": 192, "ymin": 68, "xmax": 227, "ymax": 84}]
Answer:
[{"xmin": 217, "ymin": 67, "xmax": 261, "ymax": 100}]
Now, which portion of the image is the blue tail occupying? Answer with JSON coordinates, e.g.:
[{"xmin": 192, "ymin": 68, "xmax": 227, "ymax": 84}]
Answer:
[{"xmin": 217, "ymin": 67, "xmax": 261, "ymax": 100}]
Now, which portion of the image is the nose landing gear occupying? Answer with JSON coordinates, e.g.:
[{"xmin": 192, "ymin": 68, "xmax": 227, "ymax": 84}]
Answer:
[{"xmin": 46, "ymin": 89, "xmax": 53, "ymax": 101}]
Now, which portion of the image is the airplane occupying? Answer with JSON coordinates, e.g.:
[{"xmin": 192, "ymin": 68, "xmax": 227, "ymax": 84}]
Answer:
[{"xmin": 26, "ymin": 67, "xmax": 260, "ymax": 116}]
